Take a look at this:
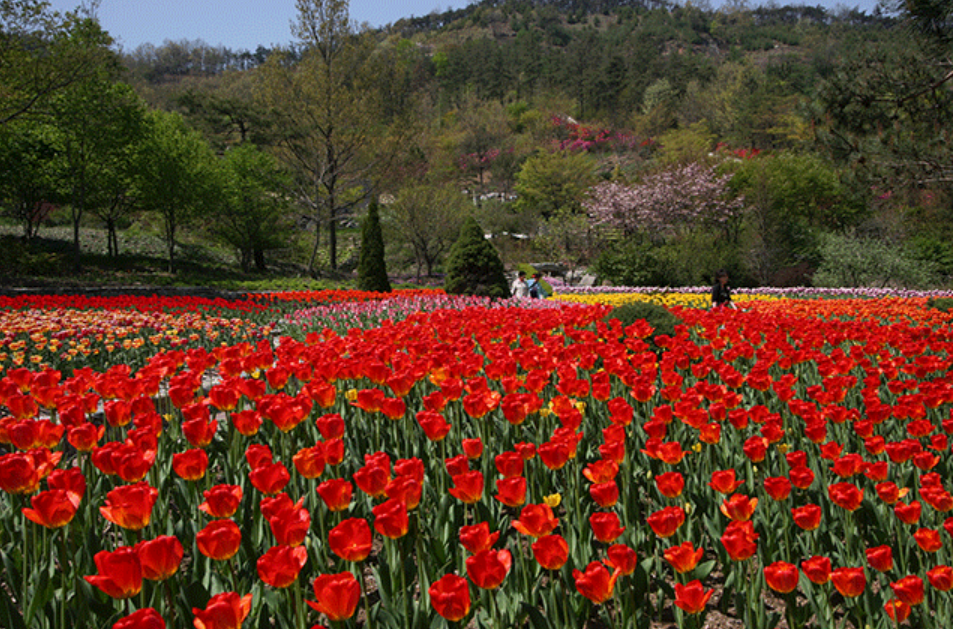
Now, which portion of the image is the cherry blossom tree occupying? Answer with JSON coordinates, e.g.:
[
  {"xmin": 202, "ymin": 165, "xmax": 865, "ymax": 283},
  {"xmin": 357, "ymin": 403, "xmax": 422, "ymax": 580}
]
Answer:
[{"xmin": 585, "ymin": 162, "xmax": 744, "ymax": 239}]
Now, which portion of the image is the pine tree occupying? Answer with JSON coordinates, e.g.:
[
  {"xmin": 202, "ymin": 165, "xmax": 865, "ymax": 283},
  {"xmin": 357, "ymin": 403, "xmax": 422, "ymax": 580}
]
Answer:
[
  {"xmin": 443, "ymin": 217, "xmax": 509, "ymax": 298},
  {"xmin": 357, "ymin": 200, "xmax": 391, "ymax": 293}
]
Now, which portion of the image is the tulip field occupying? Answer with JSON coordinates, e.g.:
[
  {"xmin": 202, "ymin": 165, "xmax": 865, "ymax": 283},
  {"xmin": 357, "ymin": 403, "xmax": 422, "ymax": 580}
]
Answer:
[{"xmin": 2, "ymin": 289, "xmax": 953, "ymax": 629}]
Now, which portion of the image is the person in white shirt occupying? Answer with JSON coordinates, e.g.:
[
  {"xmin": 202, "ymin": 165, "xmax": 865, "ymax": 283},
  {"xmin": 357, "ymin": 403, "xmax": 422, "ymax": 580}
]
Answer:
[{"xmin": 511, "ymin": 270, "xmax": 529, "ymax": 298}]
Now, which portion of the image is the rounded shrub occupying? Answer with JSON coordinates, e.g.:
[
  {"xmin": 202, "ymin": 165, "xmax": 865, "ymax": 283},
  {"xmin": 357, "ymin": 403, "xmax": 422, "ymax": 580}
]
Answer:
[{"xmin": 603, "ymin": 301, "xmax": 679, "ymax": 353}]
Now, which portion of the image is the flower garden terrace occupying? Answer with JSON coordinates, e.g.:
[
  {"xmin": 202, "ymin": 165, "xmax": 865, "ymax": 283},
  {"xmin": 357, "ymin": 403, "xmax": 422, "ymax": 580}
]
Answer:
[{"xmin": 1, "ymin": 290, "xmax": 953, "ymax": 628}]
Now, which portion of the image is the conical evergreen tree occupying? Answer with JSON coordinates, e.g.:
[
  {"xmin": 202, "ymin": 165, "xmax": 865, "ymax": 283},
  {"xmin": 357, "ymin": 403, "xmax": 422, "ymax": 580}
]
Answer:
[
  {"xmin": 357, "ymin": 200, "xmax": 392, "ymax": 293},
  {"xmin": 443, "ymin": 217, "xmax": 509, "ymax": 298}
]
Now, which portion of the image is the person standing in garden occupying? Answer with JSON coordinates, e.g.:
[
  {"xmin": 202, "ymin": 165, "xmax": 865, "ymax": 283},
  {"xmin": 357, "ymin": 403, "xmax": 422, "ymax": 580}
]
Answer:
[
  {"xmin": 711, "ymin": 269, "xmax": 736, "ymax": 309},
  {"xmin": 528, "ymin": 273, "xmax": 548, "ymax": 298},
  {"xmin": 511, "ymin": 270, "xmax": 529, "ymax": 298}
]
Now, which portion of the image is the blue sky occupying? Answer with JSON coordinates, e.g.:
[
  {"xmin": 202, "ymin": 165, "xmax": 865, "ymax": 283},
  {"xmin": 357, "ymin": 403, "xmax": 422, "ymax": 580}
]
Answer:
[
  {"xmin": 45, "ymin": 0, "xmax": 476, "ymax": 51},
  {"xmin": 45, "ymin": 0, "xmax": 878, "ymax": 52}
]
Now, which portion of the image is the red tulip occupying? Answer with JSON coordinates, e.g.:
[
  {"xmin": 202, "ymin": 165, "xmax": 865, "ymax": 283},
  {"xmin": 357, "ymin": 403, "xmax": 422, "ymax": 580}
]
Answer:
[
  {"xmin": 416, "ymin": 410, "xmax": 451, "ymax": 441},
  {"xmin": 84, "ymin": 547, "xmax": 143, "ymax": 599},
  {"xmin": 801, "ymin": 555, "xmax": 832, "ymax": 584},
  {"xmin": 0, "ymin": 452, "xmax": 41, "ymax": 495},
  {"xmin": 429, "ymin": 574, "xmax": 470, "ymax": 621},
  {"xmin": 196, "ymin": 520, "xmax": 242, "ymax": 561},
  {"xmin": 268, "ymin": 504, "xmax": 310, "ymax": 547},
  {"xmin": 573, "ymin": 561, "xmax": 618, "ymax": 604},
  {"xmin": 249, "ymin": 461, "xmax": 290, "ymax": 495},
  {"xmin": 866, "ymin": 545, "xmax": 894, "ymax": 572},
  {"xmin": 927, "ymin": 565, "xmax": 953, "ymax": 591},
  {"xmin": 606, "ymin": 543, "xmax": 637, "ymax": 576},
  {"xmin": 372, "ymin": 498, "xmax": 408, "ymax": 539},
  {"xmin": 192, "ymin": 591, "xmax": 253, "ymax": 629},
  {"xmin": 788, "ymin": 465, "xmax": 814, "ymax": 490},
  {"xmin": 829, "ymin": 482, "xmax": 863, "ymax": 511},
  {"xmin": 328, "ymin": 518, "xmax": 372, "ymax": 562},
  {"xmin": 459, "ymin": 522, "xmax": 500, "ymax": 554},
  {"xmin": 462, "ymin": 438, "xmax": 483, "ymax": 459},
  {"xmin": 512, "ymin": 503, "xmax": 558, "ymax": 538},
  {"xmin": 831, "ymin": 567, "xmax": 866, "ymax": 597},
  {"xmin": 655, "ymin": 471, "xmax": 685, "ymax": 498},
  {"xmin": 257, "ymin": 545, "xmax": 308, "ymax": 588},
  {"xmin": 884, "ymin": 598, "xmax": 912, "ymax": 624},
  {"xmin": 293, "ymin": 444, "xmax": 326, "ymax": 479},
  {"xmin": 136, "ymin": 535, "xmax": 184, "ymax": 581},
  {"xmin": 448, "ymin": 470, "xmax": 484, "ymax": 504},
  {"xmin": 791, "ymin": 504, "xmax": 822, "ymax": 531},
  {"xmin": 891, "ymin": 575, "xmax": 924, "ymax": 606},
  {"xmin": 100, "ymin": 482, "xmax": 158, "ymax": 531},
  {"xmin": 316, "ymin": 478, "xmax": 352, "ymax": 512},
  {"xmin": 763, "ymin": 476, "xmax": 792, "ymax": 501},
  {"xmin": 647, "ymin": 506, "xmax": 686, "ymax": 539},
  {"xmin": 590, "ymin": 511, "xmax": 625, "ymax": 543},
  {"xmin": 674, "ymin": 580, "xmax": 713, "ymax": 614},
  {"xmin": 709, "ymin": 469, "xmax": 744, "ymax": 494},
  {"xmin": 532, "ymin": 534, "xmax": 569, "ymax": 571},
  {"xmin": 720, "ymin": 494, "xmax": 758, "ymax": 522},
  {"xmin": 308, "ymin": 572, "xmax": 360, "ymax": 621},
  {"xmin": 466, "ymin": 548, "xmax": 512, "ymax": 589},
  {"xmin": 172, "ymin": 449, "xmax": 209, "ymax": 481},
  {"xmin": 494, "ymin": 476, "xmax": 527, "ymax": 507},
  {"xmin": 665, "ymin": 541, "xmax": 704, "ymax": 574},
  {"xmin": 22, "ymin": 489, "xmax": 80, "ymax": 528},
  {"xmin": 763, "ymin": 561, "xmax": 799, "ymax": 593},
  {"xmin": 112, "ymin": 607, "xmax": 165, "ymax": 629},
  {"xmin": 590, "ymin": 481, "xmax": 619, "ymax": 507},
  {"xmin": 721, "ymin": 521, "xmax": 758, "ymax": 561},
  {"xmin": 914, "ymin": 527, "xmax": 942, "ymax": 552},
  {"xmin": 199, "ymin": 485, "xmax": 243, "ymax": 518}
]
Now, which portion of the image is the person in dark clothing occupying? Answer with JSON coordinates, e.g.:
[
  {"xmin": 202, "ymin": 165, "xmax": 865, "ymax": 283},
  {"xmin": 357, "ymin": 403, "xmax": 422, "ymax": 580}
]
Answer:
[{"xmin": 711, "ymin": 269, "xmax": 736, "ymax": 309}]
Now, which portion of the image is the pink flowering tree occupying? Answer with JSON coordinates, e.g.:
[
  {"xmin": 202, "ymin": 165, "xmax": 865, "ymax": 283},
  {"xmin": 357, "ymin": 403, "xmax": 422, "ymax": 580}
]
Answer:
[{"xmin": 585, "ymin": 162, "xmax": 744, "ymax": 240}]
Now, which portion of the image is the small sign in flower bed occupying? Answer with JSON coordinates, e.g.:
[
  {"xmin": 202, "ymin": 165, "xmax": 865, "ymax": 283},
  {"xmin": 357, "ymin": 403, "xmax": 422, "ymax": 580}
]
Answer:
[{"xmin": 0, "ymin": 291, "xmax": 952, "ymax": 629}]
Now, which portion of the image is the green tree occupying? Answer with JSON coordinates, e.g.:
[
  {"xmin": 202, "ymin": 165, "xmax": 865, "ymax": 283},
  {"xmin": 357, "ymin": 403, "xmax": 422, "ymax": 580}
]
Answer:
[
  {"xmin": 0, "ymin": 120, "xmax": 61, "ymax": 238},
  {"xmin": 257, "ymin": 0, "xmax": 380, "ymax": 274},
  {"xmin": 385, "ymin": 183, "xmax": 467, "ymax": 281},
  {"xmin": 0, "ymin": 1, "xmax": 116, "ymax": 125},
  {"xmin": 134, "ymin": 110, "xmax": 219, "ymax": 273},
  {"xmin": 214, "ymin": 143, "xmax": 291, "ymax": 272},
  {"xmin": 356, "ymin": 200, "xmax": 391, "ymax": 292},
  {"xmin": 514, "ymin": 149, "xmax": 597, "ymax": 221},
  {"xmin": 51, "ymin": 75, "xmax": 145, "ymax": 268},
  {"xmin": 727, "ymin": 152, "xmax": 860, "ymax": 284},
  {"xmin": 444, "ymin": 216, "xmax": 509, "ymax": 298}
]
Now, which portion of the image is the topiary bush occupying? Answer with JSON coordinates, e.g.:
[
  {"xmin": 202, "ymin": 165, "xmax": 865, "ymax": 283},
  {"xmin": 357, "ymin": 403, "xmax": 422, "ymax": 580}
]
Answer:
[
  {"xmin": 603, "ymin": 301, "xmax": 679, "ymax": 353},
  {"xmin": 356, "ymin": 200, "xmax": 392, "ymax": 293},
  {"xmin": 444, "ymin": 217, "xmax": 509, "ymax": 298},
  {"xmin": 926, "ymin": 297, "xmax": 953, "ymax": 313}
]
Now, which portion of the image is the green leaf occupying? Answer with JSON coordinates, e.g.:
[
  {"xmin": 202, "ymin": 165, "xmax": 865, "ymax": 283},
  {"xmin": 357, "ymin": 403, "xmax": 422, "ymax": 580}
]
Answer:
[{"xmin": 0, "ymin": 575, "xmax": 26, "ymax": 629}]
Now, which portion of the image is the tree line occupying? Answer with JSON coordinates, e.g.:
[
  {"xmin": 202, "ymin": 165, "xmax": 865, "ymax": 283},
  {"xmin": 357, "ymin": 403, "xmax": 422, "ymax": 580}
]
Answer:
[{"xmin": 1, "ymin": 0, "xmax": 951, "ymax": 288}]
